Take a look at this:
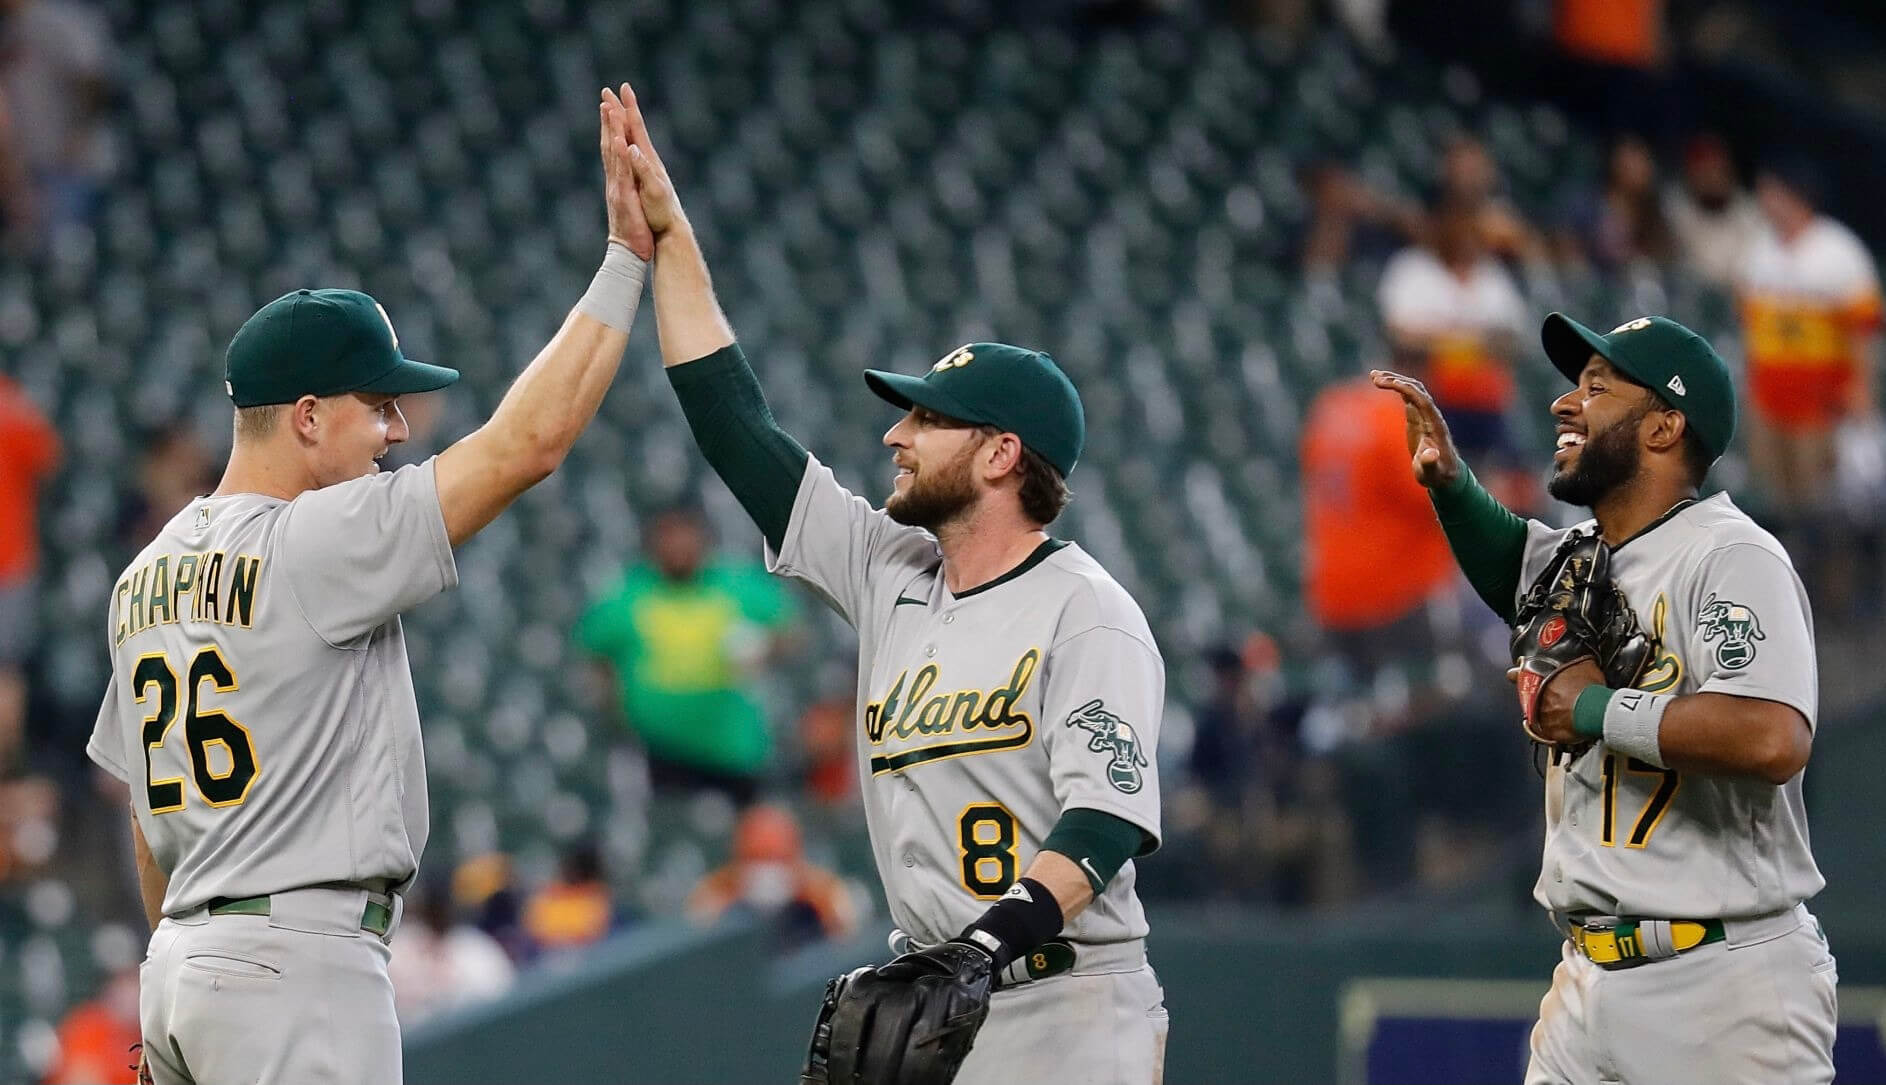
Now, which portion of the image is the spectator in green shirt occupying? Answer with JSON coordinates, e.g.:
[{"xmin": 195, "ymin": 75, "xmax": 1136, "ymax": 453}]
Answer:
[{"xmin": 577, "ymin": 506, "xmax": 797, "ymax": 805}]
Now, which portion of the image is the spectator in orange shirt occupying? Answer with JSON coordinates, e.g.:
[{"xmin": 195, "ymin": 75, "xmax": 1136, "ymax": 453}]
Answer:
[
  {"xmin": 1736, "ymin": 157, "xmax": 1882, "ymax": 514},
  {"xmin": 0, "ymin": 373, "xmax": 58, "ymax": 773},
  {"xmin": 687, "ymin": 803, "xmax": 860, "ymax": 952},
  {"xmin": 522, "ymin": 842, "xmax": 618, "ymax": 956},
  {"xmin": 43, "ymin": 965, "xmax": 139, "ymax": 1085},
  {"xmin": 1300, "ymin": 362, "xmax": 1458, "ymax": 685}
]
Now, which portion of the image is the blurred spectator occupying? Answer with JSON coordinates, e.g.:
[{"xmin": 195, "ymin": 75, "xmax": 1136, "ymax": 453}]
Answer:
[
  {"xmin": 0, "ymin": 0, "xmax": 113, "ymax": 236},
  {"xmin": 1377, "ymin": 194, "xmax": 1531, "ymax": 501},
  {"xmin": 687, "ymin": 803, "xmax": 860, "ymax": 952},
  {"xmin": 795, "ymin": 666, "xmax": 857, "ymax": 807},
  {"xmin": 1437, "ymin": 135, "xmax": 1543, "ymax": 264},
  {"xmin": 1736, "ymin": 158, "xmax": 1882, "ymax": 512},
  {"xmin": 1170, "ymin": 639, "xmax": 1356, "ymax": 907},
  {"xmin": 1298, "ymin": 160, "xmax": 1417, "ymax": 282},
  {"xmin": 0, "ymin": 88, "xmax": 35, "ymax": 242},
  {"xmin": 116, "ymin": 421, "xmax": 216, "ymax": 553},
  {"xmin": 42, "ymin": 965, "xmax": 137, "ymax": 1085},
  {"xmin": 452, "ymin": 852, "xmax": 529, "ymax": 961},
  {"xmin": 1666, "ymin": 134, "xmax": 1762, "ymax": 289},
  {"xmin": 0, "ymin": 372, "xmax": 58, "ymax": 773},
  {"xmin": 1554, "ymin": 134, "xmax": 1673, "ymax": 274},
  {"xmin": 0, "ymin": 773, "xmax": 56, "ymax": 881},
  {"xmin": 1300, "ymin": 361, "xmax": 1459, "ymax": 678},
  {"xmin": 388, "ymin": 885, "xmax": 517, "ymax": 1024},
  {"xmin": 577, "ymin": 506, "xmax": 798, "ymax": 807},
  {"xmin": 1554, "ymin": 0, "xmax": 1661, "ymax": 69},
  {"xmin": 522, "ymin": 842, "xmax": 617, "ymax": 955}
]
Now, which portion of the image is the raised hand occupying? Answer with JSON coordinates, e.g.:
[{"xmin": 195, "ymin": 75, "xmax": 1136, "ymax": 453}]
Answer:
[
  {"xmin": 616, "ymin": 84, "xmax": 685, "ymax": 238},
  {"xmin": 1371, "ymin": 369, "xmax": 1462, "ymax": 489},
  {"xmin": 600, "ymin": 85, "xmax": 653, "ymax": 260}
]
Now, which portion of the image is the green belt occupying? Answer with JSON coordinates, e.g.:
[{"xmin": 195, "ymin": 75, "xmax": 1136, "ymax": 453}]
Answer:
[{"xmin": 206, "ymin": 894, "xmax": 394, "ymax": 937}]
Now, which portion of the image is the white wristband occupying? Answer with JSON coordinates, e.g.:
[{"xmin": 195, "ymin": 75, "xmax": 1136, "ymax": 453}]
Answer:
[
  {"xmin": 574, "ymin": 241, "xmax": 648, "ymax": 331},
  {"xmin": 1602, "ymin": 689, "xmax": 1671, "ymax": 767}
]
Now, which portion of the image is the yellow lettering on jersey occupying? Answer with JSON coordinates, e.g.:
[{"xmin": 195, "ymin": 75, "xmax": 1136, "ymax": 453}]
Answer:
[
  {"xmin": 128, "ymin": 566, "xmax": 150, "ymax": 636},
  {"xmin": 196, "ymin": 552, "xmax": 224, "ymax": 623},
  {"xmin": 114, "ymin": 578, "xmax": 131, "ymax": 647},
  {"xmin": 147, "ymin": 556, "xmax": 173, "ymax": 626},
  {"xmin": 866, "ymin": 650, "xmax": 1040, "ymax": 774},
  {"xmin": 171, "ymin": 553, "xmax": 200, "ymax": 621},
  {"xmin": 1636, "ymin": 593, "xmax": 1684, "ymax": 694},
  {"xmin": 226, "ymin": 555, "xmax": 260, "ymax": 628}
]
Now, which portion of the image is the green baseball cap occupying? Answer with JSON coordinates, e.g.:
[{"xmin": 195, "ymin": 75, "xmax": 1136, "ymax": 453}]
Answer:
[
  {"xmin": 865, "ymin": 343, "xmax": 1086, "ymax": 477},
  {"xmin": 224, "ymin": 289, "xmax": 459, "ymax": 407},
  {"xmin": 1540, "ymin": 313, "xmax": 1736, "ymax": 462}
]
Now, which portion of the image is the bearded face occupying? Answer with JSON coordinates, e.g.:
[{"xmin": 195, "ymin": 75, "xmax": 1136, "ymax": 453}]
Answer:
[
  {"xmin": 886, "ymin": 434, "xmax": 983, "ymax": 530},
  {"xmin": 1548, "ymin": 399, "xmax": 1650, "ymax": 507}
]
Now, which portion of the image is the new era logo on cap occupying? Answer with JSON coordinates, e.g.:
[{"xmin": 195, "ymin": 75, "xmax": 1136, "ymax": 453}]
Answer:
[{"xmin": 1667, "ymin": 375, "xmax": 1687, "ymax": 396}]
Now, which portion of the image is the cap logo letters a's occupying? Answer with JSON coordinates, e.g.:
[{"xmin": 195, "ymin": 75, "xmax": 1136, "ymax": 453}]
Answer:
[
  {"xmin": 1611, "ymin": 317, "xmax": 1653, "ymax": 334},
  {"xmin": 374, "ymin": 302, "xmax": 400, "ymax": 348},
  {"xmin": 932, "ymin": 345, "xmax": 975, "ymax": 372}
]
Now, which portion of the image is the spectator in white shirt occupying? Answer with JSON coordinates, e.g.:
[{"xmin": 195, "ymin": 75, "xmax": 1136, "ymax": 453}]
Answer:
[{"xmin": 1666, "ymin": 134, "xmax": 1763, "ymax": 289}]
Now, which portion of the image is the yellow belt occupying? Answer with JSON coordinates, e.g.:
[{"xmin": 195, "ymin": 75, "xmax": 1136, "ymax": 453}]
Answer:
[{"xmin": 1568, "ymin": 918, "xmax": 1724, "ymax": 969}]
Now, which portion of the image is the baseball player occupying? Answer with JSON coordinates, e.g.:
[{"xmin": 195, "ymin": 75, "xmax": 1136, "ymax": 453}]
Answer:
[
  {"xmin": 618, "ymin": 91, "xmax": 1168, "ymax": 1083},
  {"xmin": 1375, "ymin": 313, "xmax": 1834, "ymax": 1084},
  {"xmin": 86, "ymin": 88, "xmax": 654, "ymax": 1085}
]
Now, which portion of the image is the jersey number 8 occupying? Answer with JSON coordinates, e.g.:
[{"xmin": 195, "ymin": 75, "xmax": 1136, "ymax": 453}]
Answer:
[
  {"xmin": 958, "ymin": 804, "xmax": 1018, "ymax": 899},
  {"xmin": 133, "ymin": 646, "xmax": 260, "ymax": 812}
]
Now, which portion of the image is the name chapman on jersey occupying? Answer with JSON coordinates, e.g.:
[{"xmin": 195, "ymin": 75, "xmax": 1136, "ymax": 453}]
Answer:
[
  {"xmin": 864, "ymin": 649, "xmax": 1038, "ymax": 774},
  {"xmin": 113, "ymin": 551, "xmax": 262, "ymax": 646}
]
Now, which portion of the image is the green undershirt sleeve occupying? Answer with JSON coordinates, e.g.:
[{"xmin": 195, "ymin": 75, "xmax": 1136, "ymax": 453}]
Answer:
[
  {"xmin": 666, "ymin": 344, "xmax": 811, "ymax": 553},
  {"xmin": 1429, "ymin": 465, "xmax": 1530, "ymax": 624},
  {"xmin": 1041, "ymin": 807, "xmax": 1153, "ymax": 895}
]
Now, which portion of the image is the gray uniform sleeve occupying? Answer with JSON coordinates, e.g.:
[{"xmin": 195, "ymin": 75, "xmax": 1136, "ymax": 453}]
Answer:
[
  {"xmin": 764, "ymin": 454, "xmax": 934, "ymax": 628},
  {"xmin": 1039, "ymin": 623, "xmax": 1164, "ymax": 847},
  {"xmin": 86, "ymin": 669, "xmax": 130, "ymax": 783},
  {"xmin": 1688, "ymin": 543, "xmax": 1817, "ymax": 726},
  {"xmin": 277, "ymin": 459, "xmax": 459, "ymax": 646}
]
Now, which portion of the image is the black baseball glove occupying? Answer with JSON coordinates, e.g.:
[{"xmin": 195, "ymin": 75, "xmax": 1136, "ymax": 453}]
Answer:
[
  {"xmin": 1511, "ymin": 530, "xmax": 1652, "ymax": 753},
  {"xmin": 800, "ymin": 941, "xmax": 994, "ymax": 1085}
]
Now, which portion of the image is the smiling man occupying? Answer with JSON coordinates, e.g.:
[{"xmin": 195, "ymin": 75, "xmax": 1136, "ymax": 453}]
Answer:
[
  {"xmin": 616, "ymin": 88, "xmax": 1168, "ymax": 1084},
  {"xmin": 1375, "ymin": 314, "xmax": 1834, "ymax": 1085},
  {"xmin": 89, "ymin": 87, "xmax": 655, "ymax": 1085}
]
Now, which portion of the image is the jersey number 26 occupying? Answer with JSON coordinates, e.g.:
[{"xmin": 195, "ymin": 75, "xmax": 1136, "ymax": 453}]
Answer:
[{"xmin": 133, "ymin": 646, "xmax": 260, "ymax": 812}]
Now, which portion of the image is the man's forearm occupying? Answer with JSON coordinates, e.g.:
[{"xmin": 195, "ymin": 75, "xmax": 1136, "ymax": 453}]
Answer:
[
  {"xmin": 1430, "ymin": 465, "xmax": 1529, "ymax": 623},
  {"xmin": 652, "ymin": 224, "xmax": 737, "ymax": 367},
  {"xmin": 132, "ymin": 814, "xmax": 167, "ymax": 931}
]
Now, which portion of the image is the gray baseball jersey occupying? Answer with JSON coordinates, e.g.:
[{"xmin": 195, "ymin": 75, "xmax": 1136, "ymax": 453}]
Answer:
[
  {"xmin": 86, "ymin": 460, "xmax": 457, "ymax": 915},
  {"xmin": 767, "ymin": 456, "xmax": 1163, "ymax": 948},
  {"xmin": 1519, "ymin": 492, "xmax": 1823, "ymax": 919}
]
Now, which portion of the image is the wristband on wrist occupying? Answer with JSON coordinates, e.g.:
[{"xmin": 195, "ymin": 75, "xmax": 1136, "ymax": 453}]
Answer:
[
  {"xmin": 1602, "ymin": 688, "xmax": 1672, "ymax": 767},
  {"xmin": 956, "ymin": 877, "xmax": 1063, "ymax": 973},
  {"xmin": 1572, "ymin": 684, "xmax": 1613, "ymax": 740},
  {"xmin": 574, "ymin": 241, "xmax": 648, "ymax": 331}
]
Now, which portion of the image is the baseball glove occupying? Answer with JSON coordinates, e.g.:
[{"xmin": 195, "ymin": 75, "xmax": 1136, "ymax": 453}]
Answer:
[
  {"xmin": 1511, "ymin": 530, "xmax": 1652, "ymax": 753},
  {"xmin": 800, "ymin": 941, "xmax": 994, "ymax": 1085}
]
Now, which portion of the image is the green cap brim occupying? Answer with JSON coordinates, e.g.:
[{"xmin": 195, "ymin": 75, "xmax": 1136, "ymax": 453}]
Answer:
[
  {"xmin": 1541, "ymin": 312, "xmax": 1612, "ymax": 383},
  {"xmin": 355, "ymin": 356, "xmax": 461, "ymax": 397},
  {"xmin": 863, "ymin": 370, "xmax": 989, "ymax": 426}
]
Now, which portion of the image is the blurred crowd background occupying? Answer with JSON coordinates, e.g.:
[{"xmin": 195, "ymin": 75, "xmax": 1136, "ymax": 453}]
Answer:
[{"xmin": 1, "ymin": 0, "xmax": 1885, "ymax": 1079}]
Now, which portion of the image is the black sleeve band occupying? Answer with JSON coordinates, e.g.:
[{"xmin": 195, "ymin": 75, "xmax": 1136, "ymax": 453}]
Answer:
[
  {"xmin": 1040, "ymin": 807, "xmax": 1149, "ymax": 894},
  {"xmin": 956, "ymin": 877, "xmax": 1064, "ymax": 973},
  {"xmin": 665, "ymin": 344, "xmax": 812, "ymax": 552}
]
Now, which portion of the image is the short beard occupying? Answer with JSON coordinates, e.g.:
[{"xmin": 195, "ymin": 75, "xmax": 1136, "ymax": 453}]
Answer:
[
  {"xmin": 1547, "ymin": 404, "xmax": 1646, "ymax": 507},
  {"xmin": 886, "ymin": 442, "xmax": 980, "ymax": 531}
]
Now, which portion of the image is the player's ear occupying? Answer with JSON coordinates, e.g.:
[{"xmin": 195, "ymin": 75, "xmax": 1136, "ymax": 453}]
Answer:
[
  {"xmin": 983, "ymin": 431, "xmax": 1024, "ymax": 481},
  {"xmin": 289, "ymin": 394, "xmax": 323, "ymax": 443},
  {"xmin": 1644, "ymin": 406, "xmax": 1686, "ymax": 456}
]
